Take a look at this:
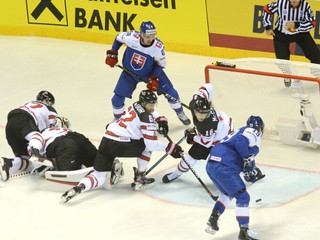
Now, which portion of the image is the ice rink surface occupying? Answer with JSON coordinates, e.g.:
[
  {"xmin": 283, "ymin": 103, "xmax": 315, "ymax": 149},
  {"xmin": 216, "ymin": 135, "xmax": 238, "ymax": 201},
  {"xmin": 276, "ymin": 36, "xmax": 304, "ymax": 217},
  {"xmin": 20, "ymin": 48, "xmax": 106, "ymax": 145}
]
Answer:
[{"xmin": 0, "ymin": 36, "xmax": 319, "ymax": 240}]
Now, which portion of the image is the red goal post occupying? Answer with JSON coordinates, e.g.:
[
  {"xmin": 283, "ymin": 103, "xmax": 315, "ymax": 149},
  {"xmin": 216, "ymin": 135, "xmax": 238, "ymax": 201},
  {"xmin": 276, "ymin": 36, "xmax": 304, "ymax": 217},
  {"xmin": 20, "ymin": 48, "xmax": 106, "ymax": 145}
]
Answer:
[
  {"xmin": 203, "ymin": 58, "xmax": 320, "ymax": 139},
  {"xmin": 205, "ymin": 65, "xmax": 320, "ymax": 90}
]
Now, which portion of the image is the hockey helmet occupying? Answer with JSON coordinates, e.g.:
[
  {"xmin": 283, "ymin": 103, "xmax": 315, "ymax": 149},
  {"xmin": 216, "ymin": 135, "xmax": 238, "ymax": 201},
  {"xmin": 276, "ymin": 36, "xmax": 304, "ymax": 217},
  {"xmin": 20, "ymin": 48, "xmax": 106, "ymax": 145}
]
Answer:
[
  {"xmin": 246, "ymin": 116, "xmax": 265, "ymax": 134},
  {"xmin": 140, "ymin": 21, "xmax": 156, "ymax": 36},
  {"xmin": 139, "ymin": 89, "xmax": 157, "ymax": 104},
  {"xmin": 36, "ymin": 90, "xmax": 55, "ymax": 106},
  {"xmin": 194, "ymin": 97, "xmax": 210, "ymax": 114}
]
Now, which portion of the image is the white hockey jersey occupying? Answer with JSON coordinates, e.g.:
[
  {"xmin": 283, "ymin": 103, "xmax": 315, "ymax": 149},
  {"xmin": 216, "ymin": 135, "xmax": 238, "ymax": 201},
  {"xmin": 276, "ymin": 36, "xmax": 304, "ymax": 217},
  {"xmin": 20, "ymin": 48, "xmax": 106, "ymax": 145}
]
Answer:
[
  {"xmin": 42, "ymin": 127, "xmax": 70, "ymax": 151},
  {"xmin": 114, "ymin": 31, "xmax": 166, "ymax": 76},
  {"xmin": 191, "ymin": 83, "xmax": 214, "ymax": 104},
  {"xmin": 104, "ymin": 102, "xmax": 167, "ymax": 152},
  {"xmin": 19, "ymin": 101, "xmax": 58, "ymax": 131},
  {"xmin": 193, "ymin": 111, "xmax": 234, "ymax": 148}
]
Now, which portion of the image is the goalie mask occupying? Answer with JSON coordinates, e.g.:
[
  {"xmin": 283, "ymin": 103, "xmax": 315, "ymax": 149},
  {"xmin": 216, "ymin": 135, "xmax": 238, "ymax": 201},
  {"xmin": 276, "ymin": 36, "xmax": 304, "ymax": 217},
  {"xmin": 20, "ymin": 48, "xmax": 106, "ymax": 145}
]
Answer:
[
  {"xmin": 55, "ymin": 116, "xmax": 71, "ymax": 129},
  {"xmin": 247, "ymin": 116, "xmax": 264, "ymax": 134},
  {"xmin": 36, "ymin": 90, "xmax": 55, "ymax": 106}
]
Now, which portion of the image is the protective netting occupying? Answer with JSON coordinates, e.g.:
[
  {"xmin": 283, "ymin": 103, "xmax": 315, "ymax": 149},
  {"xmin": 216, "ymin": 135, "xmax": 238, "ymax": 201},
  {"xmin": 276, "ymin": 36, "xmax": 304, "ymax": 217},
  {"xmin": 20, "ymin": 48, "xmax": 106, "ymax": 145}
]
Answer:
[{"xmin": 205, "ymin": 58, "xmax": 320, "ymax": 140}]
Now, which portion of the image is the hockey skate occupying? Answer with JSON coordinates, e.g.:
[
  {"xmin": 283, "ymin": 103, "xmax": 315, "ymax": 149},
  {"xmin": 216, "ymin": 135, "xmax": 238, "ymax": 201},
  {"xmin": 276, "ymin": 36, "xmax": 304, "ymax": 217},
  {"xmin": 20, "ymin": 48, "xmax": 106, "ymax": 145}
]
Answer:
[
  {"xmin": 238, "ymin": 228, "xmax": 259, "ymax": 240},
  {"xmin": 111, "ymin": 158, "xmax": 124, "ymax": 185},
  {"xmin": 284, "ymin": 78, "xmax": 291, "ymax": 87},
  {"xmin": 131, "ymin": 167, "xmax": 155, "ymax": 190},
  {"xmin": 0, "ymin": 157, "xmax": 13, "ymax": 181},
  {"xmin": 176, "ymin": 111, "xmax": 191, "ymax": 125},
  {"xmin": 205, "ymin": 209, "xmax": 220, "ymax": 235},
  {"xmin": 162, "ymin": 172, "xmax": 181, "ymax": 183},
  {"xmin": 61, "ymin": 183, "xmax": 85, "ymax": 203}
]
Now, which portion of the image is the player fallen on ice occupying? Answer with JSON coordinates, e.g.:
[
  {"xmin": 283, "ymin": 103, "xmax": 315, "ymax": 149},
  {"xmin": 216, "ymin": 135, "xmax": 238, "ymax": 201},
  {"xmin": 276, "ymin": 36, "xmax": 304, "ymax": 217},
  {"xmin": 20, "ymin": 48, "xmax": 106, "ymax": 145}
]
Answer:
[
  {"xmin": 61, "ymin": 89, "xmax": 184, "ymax": 203},
  {"xmin": 105, "ymin": 21, "xmax": 191, "ymax": 125},
  {"xmin": 205, "ymin": 116, "xmax": 265, "ymax": 240}
]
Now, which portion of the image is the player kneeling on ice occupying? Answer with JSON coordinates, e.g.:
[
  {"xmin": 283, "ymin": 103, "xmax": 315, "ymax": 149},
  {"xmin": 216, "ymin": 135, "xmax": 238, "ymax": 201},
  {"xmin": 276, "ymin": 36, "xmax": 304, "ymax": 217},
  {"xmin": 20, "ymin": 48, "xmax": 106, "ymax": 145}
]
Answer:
[
  {"xmin": 205, "ymin": 116, "xmax": 265, "ymax": 240},
  {"xmin": 61, "ymin": 89, "xmax": 184, "ymax": 203},
  {"xmin": 162, "ymin": 83, "xmax": 234, "ymax": 183},
  {"xmin": 0, "ymin": 91, "xmax": 58, "ymax": 181},
  {"xmin": 1, "ymin": 116, "xmax": 103, "ymax": 183}
]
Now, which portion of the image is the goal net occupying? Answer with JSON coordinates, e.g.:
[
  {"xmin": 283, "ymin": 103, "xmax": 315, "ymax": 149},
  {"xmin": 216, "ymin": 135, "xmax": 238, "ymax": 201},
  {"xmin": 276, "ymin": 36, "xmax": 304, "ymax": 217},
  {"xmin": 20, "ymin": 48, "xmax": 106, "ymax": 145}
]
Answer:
[{"xmin": 204, "ymin": 58, "xmax": 320, "ymax": 144}]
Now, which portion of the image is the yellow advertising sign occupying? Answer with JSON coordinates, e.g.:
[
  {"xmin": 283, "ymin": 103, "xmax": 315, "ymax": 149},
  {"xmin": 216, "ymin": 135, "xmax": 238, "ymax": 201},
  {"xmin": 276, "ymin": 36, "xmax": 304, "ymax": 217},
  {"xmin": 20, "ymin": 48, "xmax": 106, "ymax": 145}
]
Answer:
[{"xmin": 0, "ymin": 0, "xmax": 209, "ymax": 50}]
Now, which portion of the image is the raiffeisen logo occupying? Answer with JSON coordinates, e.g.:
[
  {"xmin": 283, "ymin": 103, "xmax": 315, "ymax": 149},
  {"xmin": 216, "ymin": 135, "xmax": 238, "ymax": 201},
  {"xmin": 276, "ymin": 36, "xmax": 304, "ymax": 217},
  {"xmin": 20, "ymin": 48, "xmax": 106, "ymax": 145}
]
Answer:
[{"xmin": 26, "ymin": 0, "xmax": 68, "ymax": 26}]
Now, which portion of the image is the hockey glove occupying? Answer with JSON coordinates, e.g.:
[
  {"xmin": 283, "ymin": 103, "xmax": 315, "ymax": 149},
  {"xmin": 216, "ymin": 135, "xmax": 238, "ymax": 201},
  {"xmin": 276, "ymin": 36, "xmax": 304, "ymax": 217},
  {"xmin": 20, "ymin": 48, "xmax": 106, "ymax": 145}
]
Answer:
[
  {"xmin": 166, "ymin": 142, "xmax": 183, "ymax": 159},
  {"xmin": 105, "ymin": 50, "xmax": 118, "ymax": 67},
  {"xmin": 253, "ymin": 166, "xmax": 265, "ymax": 183},
  {"xmin": 156, "ymin": 116, "xmax": 168, "ymax": 135},
  {"xmin": 184, "ymin": 127, "xmax": 196, "ymax": 145},
  {"xmin": 146, "ymin": 76, "xmax": 159, "ymax": 91},
  {"xmin": 243, "ymin": 154, "xmax": 255, "ymax": 172},
  {"xmin": 243, "ymin": 170, "xmax": 257, "ymax": 183}
]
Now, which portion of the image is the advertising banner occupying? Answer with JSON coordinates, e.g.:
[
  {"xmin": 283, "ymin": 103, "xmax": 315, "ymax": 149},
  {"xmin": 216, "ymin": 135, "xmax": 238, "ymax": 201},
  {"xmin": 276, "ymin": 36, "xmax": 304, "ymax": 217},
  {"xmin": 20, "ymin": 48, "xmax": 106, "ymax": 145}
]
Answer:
[{"xmin": 0, "ymin": 0, "xmax": 209, "ymax": 50}]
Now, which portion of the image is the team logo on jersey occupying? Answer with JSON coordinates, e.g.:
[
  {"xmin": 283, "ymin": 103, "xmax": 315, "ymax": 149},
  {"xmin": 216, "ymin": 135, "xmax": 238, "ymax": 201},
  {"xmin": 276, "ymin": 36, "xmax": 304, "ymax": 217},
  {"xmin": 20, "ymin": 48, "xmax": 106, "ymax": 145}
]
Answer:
[{"xmin": 131, "ymin": 53, "xmax": 146, "ymax": 70}]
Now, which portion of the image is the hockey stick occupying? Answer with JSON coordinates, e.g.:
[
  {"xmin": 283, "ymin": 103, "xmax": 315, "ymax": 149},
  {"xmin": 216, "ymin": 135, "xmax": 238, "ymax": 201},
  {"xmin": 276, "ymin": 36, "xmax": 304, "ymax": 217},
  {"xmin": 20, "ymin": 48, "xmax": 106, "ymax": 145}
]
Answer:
[
  {"xmin": 145, "ymin": 134, "xmax": 186, "ymax": 175},
  {"xmin": 116, "ymin": 64, "xmax": 190, "ymax": 110},
  {"xmin": 180, "ymin": 154, "xmax": 218, "ymax": 202}
]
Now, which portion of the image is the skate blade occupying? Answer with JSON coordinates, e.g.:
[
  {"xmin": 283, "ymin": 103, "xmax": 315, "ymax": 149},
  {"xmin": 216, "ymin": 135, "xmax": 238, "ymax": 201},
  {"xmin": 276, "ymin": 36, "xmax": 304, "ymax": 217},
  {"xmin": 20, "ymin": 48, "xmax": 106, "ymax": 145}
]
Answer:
[
  {"xmin": 60, "ymin": 189, "xmax": 76, "ymax": 203},
  {"xmin": 133, "ymin": 182, "xmax": 155, "ymax": 191},
  {"xmin": 205, "ymin": 226, "xmax": 217, "ymax": 235}
]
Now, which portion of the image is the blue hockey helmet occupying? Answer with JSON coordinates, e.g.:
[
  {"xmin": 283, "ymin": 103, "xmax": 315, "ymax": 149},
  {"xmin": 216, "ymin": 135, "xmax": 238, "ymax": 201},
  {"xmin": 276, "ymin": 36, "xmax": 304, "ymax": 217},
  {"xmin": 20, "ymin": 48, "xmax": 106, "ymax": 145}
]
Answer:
[
  {"xmin": 140, "ymin": 21, "xmax": 156, "ymax": 36},
  {"xmin": 246, "ymin": 116, "xmax": 264, "ymax": 134},
  {"xmin": 36, "ymin": 90, "xmax": 55, "ymax": 106}
]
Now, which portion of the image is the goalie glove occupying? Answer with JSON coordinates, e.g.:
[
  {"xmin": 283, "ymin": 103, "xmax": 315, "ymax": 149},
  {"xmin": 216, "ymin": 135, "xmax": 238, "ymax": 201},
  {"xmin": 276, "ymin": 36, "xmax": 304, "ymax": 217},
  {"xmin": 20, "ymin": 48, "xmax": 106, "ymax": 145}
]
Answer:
[
  {"xmin": 184, "ymin": 127, "xmax": 196, "ymax": 144},
  {"xmin": 156, "ymin": 116, "xmax": 168, "ymax": 135},
  {"xmin": 105, "ymin": 50, "xmax": 118, "ymax": 67},
  {"xmin": 146, "ymin": 76, "xmax": 159, "ymax": 91}
]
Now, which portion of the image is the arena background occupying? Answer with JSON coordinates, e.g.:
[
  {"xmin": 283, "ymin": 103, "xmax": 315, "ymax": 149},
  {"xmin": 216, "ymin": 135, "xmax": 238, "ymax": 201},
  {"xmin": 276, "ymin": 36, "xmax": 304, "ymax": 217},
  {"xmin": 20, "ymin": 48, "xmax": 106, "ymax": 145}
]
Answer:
[{"xmin": 1, "ymin": 0, "xmax": 320, "ymax": 59}]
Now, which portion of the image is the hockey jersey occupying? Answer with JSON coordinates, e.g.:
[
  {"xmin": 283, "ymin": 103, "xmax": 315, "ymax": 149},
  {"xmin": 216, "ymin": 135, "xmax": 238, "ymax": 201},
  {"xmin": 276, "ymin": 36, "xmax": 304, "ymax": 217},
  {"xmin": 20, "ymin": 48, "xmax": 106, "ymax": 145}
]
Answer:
[
  {"xmin": 9, "ymin": 101, "xmax": 57, "ymax": 131},
  {"xmin": 42, "ymin": 127, "xmax": 70, "ymax": 151},
  {"xmin": 209, "ymin": 126, "xmax": 261, "ymax": 171},
  {"xmin": 193, "ymin": 110, "xmax": 234, "ymax": 148},
  {"xmin": 112, "ymin": 30, "xmax": 166, "ymax": 77},
  {"xmin": 104, "ymin": 102, "xmax": 167, "ymax": 152}
]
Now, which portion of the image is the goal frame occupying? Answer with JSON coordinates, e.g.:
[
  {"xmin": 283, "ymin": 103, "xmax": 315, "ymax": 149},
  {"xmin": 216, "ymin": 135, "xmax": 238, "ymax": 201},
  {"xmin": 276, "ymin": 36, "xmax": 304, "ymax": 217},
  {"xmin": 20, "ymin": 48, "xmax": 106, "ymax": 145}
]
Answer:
[{"xmin": 204, "ymin": 65, "xmax": 320, "ymax": 91}]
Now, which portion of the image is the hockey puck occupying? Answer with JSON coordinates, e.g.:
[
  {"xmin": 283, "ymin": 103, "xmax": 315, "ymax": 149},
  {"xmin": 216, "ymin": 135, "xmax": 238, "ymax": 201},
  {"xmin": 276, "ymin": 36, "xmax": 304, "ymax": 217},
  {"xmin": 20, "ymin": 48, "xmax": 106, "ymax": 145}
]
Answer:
[{"xmin": 255, "ymin": 198, "xmax": 262, "ymax": 203}]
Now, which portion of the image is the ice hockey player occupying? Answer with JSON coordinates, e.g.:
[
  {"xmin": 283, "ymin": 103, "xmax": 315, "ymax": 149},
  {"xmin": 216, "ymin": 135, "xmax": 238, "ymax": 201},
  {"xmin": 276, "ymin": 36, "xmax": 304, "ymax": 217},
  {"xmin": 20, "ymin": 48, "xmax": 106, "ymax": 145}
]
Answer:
[
  {"xmin": 61, "ymin": 89, "xmax": 184, "ymax": 203},
  {"xmin": 162, "ymin": 83, "xmax": 234, "ymax": 183},
  {"xmin": 36, "ymin": 117, "xmax": 98, "ymax": 171},
  {"xmin": 0, "ymin": 91, "xmax": 58, "ymax": 181},
  {"xmin": 105, "ymin": 20, "xmax": 191, "ymax": 125},
  {"xmin": 205, "ymin": 116, "xmax": 265, "ymax": 240}
]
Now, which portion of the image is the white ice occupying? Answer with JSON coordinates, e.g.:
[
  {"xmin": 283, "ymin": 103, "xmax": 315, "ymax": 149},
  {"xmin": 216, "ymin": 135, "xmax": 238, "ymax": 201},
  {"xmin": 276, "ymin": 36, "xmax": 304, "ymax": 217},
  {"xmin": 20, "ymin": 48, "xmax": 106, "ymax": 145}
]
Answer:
[{"xmin": 0, "ymin": 36, "xmax": 319, "ymax": 240}]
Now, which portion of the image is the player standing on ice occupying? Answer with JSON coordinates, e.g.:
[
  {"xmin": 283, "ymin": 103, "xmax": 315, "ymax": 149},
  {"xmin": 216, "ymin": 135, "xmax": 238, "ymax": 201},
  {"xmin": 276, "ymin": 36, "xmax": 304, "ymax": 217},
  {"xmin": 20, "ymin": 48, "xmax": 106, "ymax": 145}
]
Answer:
[
  {"xmin": 0, "ymin": 91, "xmax": 58, "ymax": 181},
  {"xmin": 105, "ymin": 21, "xmax": 191, "ymax": 125},
  {"xmin": 205, "ymin": 116, "xmax": 265, "ymax": 240},
  {"xmin": 61, "ymin": 89, "xmax": 184, "ymax": 203},
  {"xmin": 162, "ymin": 83, "xmax": 234, "ymax": 183}
]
